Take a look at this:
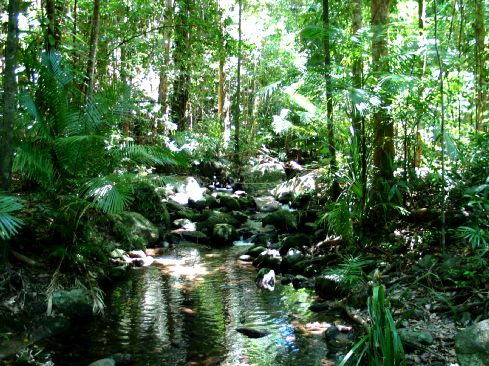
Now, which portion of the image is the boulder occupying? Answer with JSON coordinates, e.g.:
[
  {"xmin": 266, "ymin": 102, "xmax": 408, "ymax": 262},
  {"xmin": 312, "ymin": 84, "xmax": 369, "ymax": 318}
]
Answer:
[
  {"xmin": 88, "ymin": 358, "xmax": 116, "ymax": 366},
  {"xmin": 237, "ymin": 195, "xmax": 257, "ymax": 211},
  {"xmin": 180, "ymin": 177, "xmax": 207, "ymax": 202},
  {"xmin": 181, "ymin": 230, "xmax": 209, "ymax": 244},
  {"xmin": 315, "ymin": 274, "xmax": 348, "ymax": 301},
  {"xmin": 253, "ymin": 225, "xmax": 278, "ymax": 246},
  {"xmin": 262, "ymin": 209, "xmax": 297, "ymax": 232},
  {"xmin": 280, "ymin": 233, "xmax": 311, "ymax": 255},
  {"xmin": 291, "ymin": 274, "xmax": 313, "ymax": 290},
  {"xmin": 211, "ymin": 224, "xmax": 238, "ymax": 246},
  {"xmin": 253, "ymin": 249, "xmax": 282, "ymax": 271},
  {"xmin": 255, "ymin": 268, "xmax": 276, "ymax": 291},
  {"xmin": 230, "ymin": 210, "xmax": 248, "ymax": 224},
  {"xmin": 398, "ymin": 328, "xmax": 434, "ymax": 350},
  {"xmin": 197, "ymin": 210, "xmax": 240, "ymax": 233},
  {"xmin": 281, "ymin": 248, "xmax": 305, "ymax": 272},
  {"xmin": 51, "ymin": 288, "xmax": 93, "ymax": 318},
  {"xmin": 30, "ymin": 316, "xmax": 71, "ymax": 342},
  {"xmin": 271, "ymin": 172, "xmax": 317, "ymax": 203},
  {"xmin": 166, "ymin": 201, "xmax": 199, "ymax": 221},
  {"xmin": 127, "ymin": 250, "xmax": 146, "ymax": 258},
  {"xmin": 245, "ymin": 159, "xmax": 286, "ymax": 192},
  {"xmin": 115, "ymin": 212, "xmax": 159, "ymax": 249},
  {"xmin": 238, "ymin": 254, "xmax": 254, "ymax": 262},
  {"xmin": 455, "ymin": 319, "xmax": 489, "ymax": 366},
  {"xmin": 254, "ymin": 196, "xmax": 281, "ymax": 212},
  {"xmin": 245, "ymin": 245, "xmax": 267, "ymax": 258},
  {"xmin": 173, "ymin": 218, "xmax": 197, "ymax": 231},
  {"xmin": 239, "ymin": 220, "xmax": 277, "ymax": 244},
  {"xmin": 129, "ymin": 182, "xmax": 170, "ymax": 231},
  {"xmin": 236, "ymin": 327, "xmax": 271, "ymax": 338},
  {"xmin": 217, "ymin": 194, "xmax": 241, "ymax": 212},
  {"xmin": 88, "ymin": 354, "xmax": 131, "ymax": 366}
]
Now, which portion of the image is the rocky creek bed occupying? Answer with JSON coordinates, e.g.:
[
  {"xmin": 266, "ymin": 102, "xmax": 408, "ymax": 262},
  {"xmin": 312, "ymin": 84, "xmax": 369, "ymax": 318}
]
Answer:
[{"xmin": 1, "ymin": 170, "xmax": 489, "ymax": 365}]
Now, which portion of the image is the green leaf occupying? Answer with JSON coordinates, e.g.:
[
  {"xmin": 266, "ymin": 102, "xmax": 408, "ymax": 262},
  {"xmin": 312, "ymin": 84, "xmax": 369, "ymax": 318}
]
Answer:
[
  {"xmin": 0, "ymin": 195, "xmax": 24, "ymax": 240},
  {"xmin": 80, "ymin": 175, "xmax": 134, "ymax": 215}
]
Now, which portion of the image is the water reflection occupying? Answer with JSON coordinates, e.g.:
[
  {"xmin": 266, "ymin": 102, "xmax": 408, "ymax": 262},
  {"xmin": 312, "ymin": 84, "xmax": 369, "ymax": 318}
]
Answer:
[{"xmin": 41, "ymin": 244, "xmax": 334, "ymax": 365}]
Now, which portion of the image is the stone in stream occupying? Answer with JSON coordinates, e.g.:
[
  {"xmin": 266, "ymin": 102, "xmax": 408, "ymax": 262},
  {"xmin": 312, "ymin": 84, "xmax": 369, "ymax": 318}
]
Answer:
[
  {"xmin": 279, "ymin": 233, "xmax": 311, "ymax": 255},
  {"xmin": 262, "ymin": 209, "xmax": 298, "ymax": 232},
  {"xmin": 87, "ymin": 353, "xmax": 131, "ymax": 366},
  {"xmin": 255, "ymin": 268, "xmax": 276, "ymax": 291},
  {"xmin": 236, "ymin": 327, "xmax": 271, "ymax": 338},
  {"xmin": 88, "ymin": 359, "xmax": 115, "ymax": 366},
  {"xmin": 315, "ymin": 274, "xmax": 349, "ymax": 301},
  {"xmin": 455, "ymin": 319, "xmax": 489, "ymax": 366},
  {"xmin": 253, "ymin": 249, "xmax": 282, "ymax": 271},
  {"xmin": 211, "ymin": 223, "xmax": 238, "ymax": 246},
  {"xmin": 51, "ymin": 288, "xmax": 93, "ymax": 318}
]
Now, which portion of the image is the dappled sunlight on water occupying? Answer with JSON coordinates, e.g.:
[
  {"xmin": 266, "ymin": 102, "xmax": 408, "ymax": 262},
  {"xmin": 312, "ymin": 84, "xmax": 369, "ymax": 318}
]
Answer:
[{"xmin": 39, "ymin": 245, "xmax": 337, "ymax": 365}]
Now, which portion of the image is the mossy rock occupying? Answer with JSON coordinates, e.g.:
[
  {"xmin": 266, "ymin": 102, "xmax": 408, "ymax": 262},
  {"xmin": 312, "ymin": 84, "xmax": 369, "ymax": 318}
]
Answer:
[
  {"xmin": 262, "ymin": 209, "xmax": 298, "ymax": 232},
  {"xmin": 113, "ymin": 212, "xmax": 159, "ymax": 250},
  {"xmin": 130, "ymin": 182, "xmax": 170, "ymax": 230},
  {"xmin": 197, "ymin": 210, "xmax": 240, "ymax": 233},
  {"xmin": 211, "ymin": 224, "xmax": 238, "ymax": 247}
]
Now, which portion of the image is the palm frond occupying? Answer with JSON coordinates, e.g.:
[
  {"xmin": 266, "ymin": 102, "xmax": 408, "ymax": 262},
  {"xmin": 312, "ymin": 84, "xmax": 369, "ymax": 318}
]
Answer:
[
  {"xmin": 54, "ymin": 135, "xmax": 106, "ymax": 174},
  {"xmin": 20, "ymin": 94, "xmax": 53, "ymax": 141},
  {"xmin": 114, "ymin": 143, "xmax": 178, "ymax": 166},
  {"xmin": 0, "ymin": 195, "xmax": 24, "ymax": 240},
  {"xmin": 14, "ymin": 142, "xmax": 56, "ymax": 188},
  {"xmin": 80, "ymin": 175, "xmax": 134, "ymax": 214},
  {"xmin": 42, "ymin": 51, "xmax": 72, "ymax": 88},
  {"xmin": 325, "ymin": 255, "xmax": 370, "ymax": 289}
]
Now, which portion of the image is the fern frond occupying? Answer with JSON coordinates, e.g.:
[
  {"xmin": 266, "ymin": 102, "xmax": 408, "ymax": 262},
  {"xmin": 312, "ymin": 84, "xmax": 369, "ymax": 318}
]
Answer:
[
  {"xmin": 80, "ymin": 175, "xmax": 134, "ymax": 214},
  {"xmin": 0, "ymin": 195, "xmax": 24, "ymax": 240}
]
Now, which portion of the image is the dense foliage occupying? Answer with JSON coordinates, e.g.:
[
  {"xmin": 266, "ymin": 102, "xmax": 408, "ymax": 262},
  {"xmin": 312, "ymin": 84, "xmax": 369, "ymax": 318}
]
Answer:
[{"xmin": 1, "ymin": 0, "xmax": 488, "ymax": 363}]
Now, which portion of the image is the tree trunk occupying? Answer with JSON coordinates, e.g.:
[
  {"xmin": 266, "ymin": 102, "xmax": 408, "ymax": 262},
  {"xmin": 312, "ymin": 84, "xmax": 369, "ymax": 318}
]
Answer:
[
  {"xmin": 351, "ymin": 0, "xmax": 366, "ymax": 210},
  {"xmin": 371, "ymin": 0, "xmax": 394, "ymax": 184},
  {"xmin": 474, "ymin": 0, "xmax": 486, "ymax": 131},
  {"xmin": 158, "ymin": 0, "xmax": 174, "ymax": 111},
  {"xmin": 1, "ymin": 0, "xmax": 19, "ymax": 193},
  {"xmin": 171, "ymin": 0, "xmax": 191, "ymax": 131},
  {"xmin": 84, "ymin": 0, "xmax": 101, "ymax": 100},
  {"xmin": 233, "ymin": 0, "xmax": 242, "ymax": 174},
  {"xmin": 218, "ymin": 57, "xmax": 226, "ymax": 122},
  {"xmin": 45, "ymin": 0, "xmax": 64, "ymax": 52},
  {"xmin": 323, "ymin": 0, "xmax": 339, "ymax": 199},
  {"xmin": 413, "ymin": 0, "xmax": 425, "ymax": 169}
]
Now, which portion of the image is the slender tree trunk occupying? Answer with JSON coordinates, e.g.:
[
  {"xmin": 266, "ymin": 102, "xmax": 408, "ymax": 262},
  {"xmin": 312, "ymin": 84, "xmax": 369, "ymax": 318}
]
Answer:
[
  {"xmin": 84, "ymin": 0, "xmax": 101, "ymax": 100},
  {"xmin": 72, "ymin": 0, "xmax": 78, "ymax": 66},
  {"xmin": 434, "ymin": 0, "xmax": 447, "ymax": 251},
  {"xmin": 413, "ymin": 0, "xmax": 425, "ymax": 169},
  {"xmin": 322, "ymin": 0, "xmax": 339, "ymax": 199},
  {"xmin": 158, "ymin": 0, "xmax": 174, "ymax": 111},
  {"xmin": 217, "ymin": 1, "xmax": 226, "ymax": 124},
  {"xmin": 45, "ymin": 0, "xmax": 64, "ymax": 52},
  {"xmin": 474, "ymin": 0, "xmax": 486, "ymax": 131},
  {"xmin": 218, "ymin": 58, "xmax": 226, "ymax": 120},
  {"xmin": 351, "ymin": 0, "xmax": 366, "ymax": 210},
  {"xmin": 171, "ymin": 0, "xmax": 190, "ymax": 131},
  {"xmin": 1, "ymin": 0, "xmax": 19, "ymax": 193},
  {"xmin": 233, "ymin": 0, "xmax": 242, "ymax": 173},
  {"xmin": 371, "ymin": 0, "xmax": 394, "ymax": 185}
]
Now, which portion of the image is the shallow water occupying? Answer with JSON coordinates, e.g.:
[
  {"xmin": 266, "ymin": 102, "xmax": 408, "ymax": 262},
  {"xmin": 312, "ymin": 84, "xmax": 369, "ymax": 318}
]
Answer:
[{"xmin": 39, "ymin": 244, "xmax": 338, "ymax": 365}]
